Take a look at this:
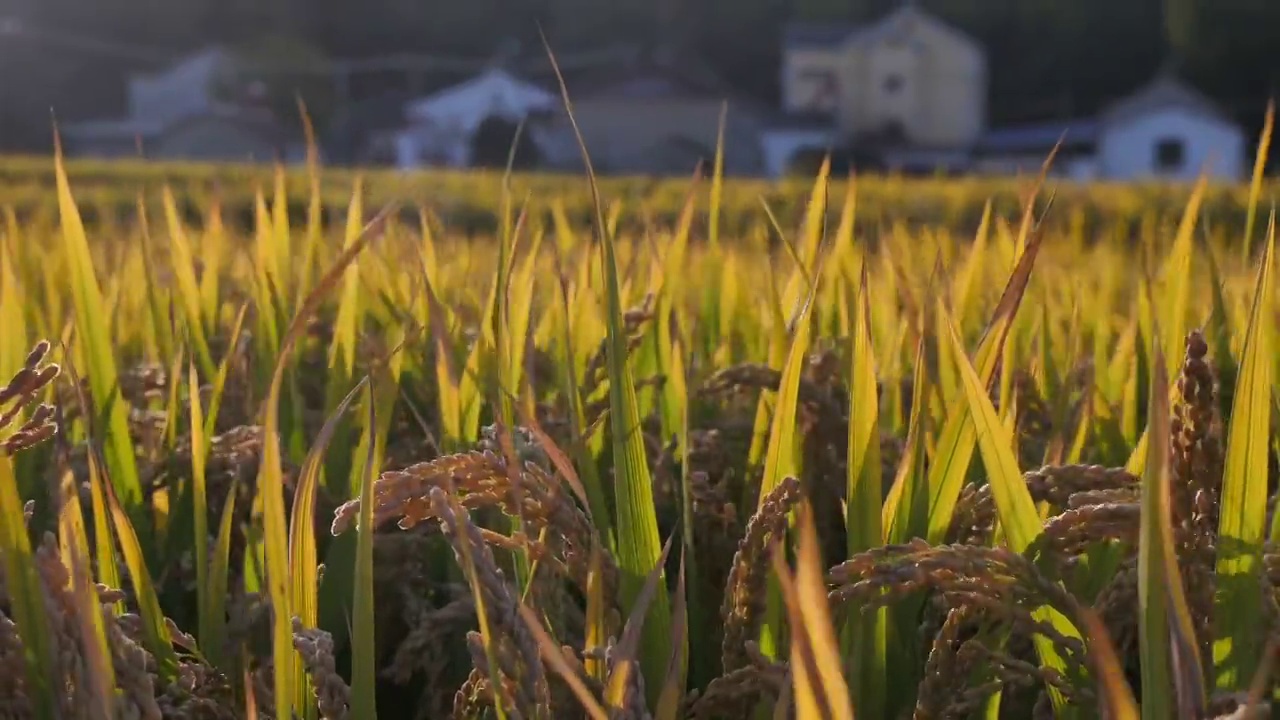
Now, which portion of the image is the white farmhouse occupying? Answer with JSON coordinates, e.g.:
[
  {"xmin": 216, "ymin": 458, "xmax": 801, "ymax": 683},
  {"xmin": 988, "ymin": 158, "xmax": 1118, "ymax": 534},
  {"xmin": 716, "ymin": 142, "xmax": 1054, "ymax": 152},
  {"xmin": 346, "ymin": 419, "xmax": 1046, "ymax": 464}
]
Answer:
[
  {"xmin": 61, "ymin": 46, "xmax": 287, "ymax": 162},
  {"xmin": 393, "ymin": 67, "xmax": 557, "ymax": 168},
  {"xmin": 976, "ymin": 72, "xmax": 1248, "ymax": 183},
  {"xmin": 1093, "ymin": 74, "xmax": 1246, "ymax": 182}
]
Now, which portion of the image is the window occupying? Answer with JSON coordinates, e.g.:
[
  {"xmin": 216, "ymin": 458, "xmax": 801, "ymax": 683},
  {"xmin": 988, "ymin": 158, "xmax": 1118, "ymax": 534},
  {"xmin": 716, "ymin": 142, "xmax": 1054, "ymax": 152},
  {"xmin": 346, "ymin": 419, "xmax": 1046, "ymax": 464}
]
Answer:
[
  {"xmin": 883, "ymin": 73, "xmax": 905, "ymax": 94},
  {"xmin": 1154, "ymin": 137, "xmax": 1186, "ymax": 171}
]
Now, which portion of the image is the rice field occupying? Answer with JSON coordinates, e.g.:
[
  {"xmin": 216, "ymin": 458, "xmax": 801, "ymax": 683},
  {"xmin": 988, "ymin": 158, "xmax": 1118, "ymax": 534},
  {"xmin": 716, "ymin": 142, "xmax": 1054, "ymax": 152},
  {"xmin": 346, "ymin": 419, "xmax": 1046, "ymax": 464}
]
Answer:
[{"xmin": 3, "ymin": 110, "xmax": 1280, "ymax": 720}]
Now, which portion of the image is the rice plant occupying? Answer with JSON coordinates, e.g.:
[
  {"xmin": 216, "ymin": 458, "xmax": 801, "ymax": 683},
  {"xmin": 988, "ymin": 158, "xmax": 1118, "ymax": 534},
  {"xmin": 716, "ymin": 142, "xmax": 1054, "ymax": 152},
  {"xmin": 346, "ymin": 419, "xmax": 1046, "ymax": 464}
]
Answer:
[{"xmin": 2, "ymin": 104, "xmax": 1280, "ymax": 720}]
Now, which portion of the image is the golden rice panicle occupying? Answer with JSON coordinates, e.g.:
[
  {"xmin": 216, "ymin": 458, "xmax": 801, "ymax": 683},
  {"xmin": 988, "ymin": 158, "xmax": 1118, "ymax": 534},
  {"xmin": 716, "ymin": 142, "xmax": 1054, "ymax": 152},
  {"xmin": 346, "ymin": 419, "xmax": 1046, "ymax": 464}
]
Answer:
[
  {"xmin": 429, "ymin": 485, "xmax": 550, "ymax": 719},
  {"xmin": 685, "ymin": 642, "xmax": 788, "ymax": 720},
  {"xmin": 292, "ymin": 617, "xmax": 350, "ymax": 720},
  {"xmin": 1094, "ymin": 559, "xmax": 1140, "ymax": 676},
  {"xmin": 719, "ymin": 475, "xmax": 802, "ymax": 674},
  {"xmin": 32, "ymin": 532, "xmax": 90, "ymax": 720},
  {"xmin": 947, "ymin": 464, "xmax": 1138, "ymax": 544},
  {"xmin": 1170, "ymin": 329, "xmax": 1224, "ymax": 535},
  {"xmin": 332, "ymin": 445, "xmax": 619, "ymax": 607},
  {"xmin": 452, "ymin": 665, "xmax": 489, "ymax": 720},
  {"xmin": 1169, "ymin": 329, "xmax": 1223, "ymax": 660},
  {"xmin": 0, "ymin": 340, "xmax": 59, "ymax": 455},
  {"xmin": 330, "ymin": 451, "xmax": 508, "ymax": 535},
  {"xmin": 827, "ymin": 542, "xmax": 1089, "ymax": 697},
  {"xmin": 914, "ymin": 604, "xmax": 986, "ymax": 718},
  {"xmin": 0, "ymin": 611, "xmax": 31, "ymax": 717},
  {"xmin": 1037, "ymin": 501, "xmax": 1141, "ymax": 560}
]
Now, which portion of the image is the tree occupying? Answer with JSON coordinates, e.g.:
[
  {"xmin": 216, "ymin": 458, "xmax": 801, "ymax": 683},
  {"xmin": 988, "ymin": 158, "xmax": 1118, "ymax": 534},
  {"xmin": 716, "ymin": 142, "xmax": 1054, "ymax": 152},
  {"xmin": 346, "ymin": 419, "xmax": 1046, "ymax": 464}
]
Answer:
[{"xmin": 1163, "ymin": 0, "xmax": 1197, "ymax": 67}]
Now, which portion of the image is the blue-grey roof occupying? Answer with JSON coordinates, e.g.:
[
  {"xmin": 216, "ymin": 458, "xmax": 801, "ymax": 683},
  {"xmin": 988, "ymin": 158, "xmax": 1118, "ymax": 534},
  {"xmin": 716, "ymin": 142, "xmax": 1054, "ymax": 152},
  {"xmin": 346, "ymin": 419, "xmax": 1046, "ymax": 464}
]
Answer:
[
  {"xmin": 978, "ymin": 119, "xmax": 1100, "ymax": 154},
  {"xmin": 783, "ymin": 6, "xmax": 982, "ymax": 51},
  {"xmin": 782, "ymin": 22, "xmax": 859, "ymax": 49}
]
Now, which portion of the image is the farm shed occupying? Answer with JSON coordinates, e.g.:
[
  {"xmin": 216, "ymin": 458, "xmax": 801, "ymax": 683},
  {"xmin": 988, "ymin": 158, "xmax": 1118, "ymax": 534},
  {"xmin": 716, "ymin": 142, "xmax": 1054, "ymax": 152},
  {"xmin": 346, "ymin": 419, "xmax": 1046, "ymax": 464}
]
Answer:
[
  {"xmin": 976, "ymin": 73, "xmax": 1246, "ymax": 183},
  {"xmin": 1093, "ymin": 74, "xmax": 1246, "ymax": 182}
]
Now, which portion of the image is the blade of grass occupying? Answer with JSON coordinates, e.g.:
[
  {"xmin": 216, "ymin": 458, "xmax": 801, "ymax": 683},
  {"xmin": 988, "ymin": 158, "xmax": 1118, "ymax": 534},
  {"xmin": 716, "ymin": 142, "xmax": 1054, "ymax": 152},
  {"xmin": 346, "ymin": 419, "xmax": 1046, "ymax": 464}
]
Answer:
[
  {"xmin": 1139, "ymin": 333, "xmax": 1206, "ymax": 718},
  {"xmin": 207, "ymin": 477, "xmax": 238, "ymax": 673},
  {"xmin": 654, "ymin": 551, "xmax": 690, "ymax": 720},
  {"xmin": 204, "ymin": 302, "xmax": 249, "ymax": 440},
  {"xmin": 350, "ymin": 380, "xmax": 379, "ymax": 720},
  {"xmin": 542, "ymin": 32, "xmax": 671, "ymax": 705},
  {"xmin": 604, "ymin": 534, "xmax": 676, "ymax": 711},
  {"xmin": 1157, "ymin": 172, "xmax": 1206, "ymax": 378},
  {"xmin": 772, "ymin": 499, "xmax": 855, "ymax": 720},
  {"xmin": 1241, "ymin": 100, "xmax": 1273, "ymax": 261},
  {"xmin": 256, "ymin": 202, "xmax": 394, "ymax": 720},
  {"xmin": 188, "ymin": 361, "xmax": 213, "ymax": 657},
  {"xmin": 289, "ymin": 377, "xmax": 370, "ymax": 718},
  {"xmin": 52, "ymin": 132, "xmax": 148, "ymax": 546},
  {"xmin": 1081, "ymin": 609, "xmax": 1140, "ymax": 720},
  {"xmin": 924, "ymin": 226, "xmax": 1044, "ymax": 544},
  {"xmin": 99, "ymin": 443, "xmax": 180, "ymax": 680},
  {"xmin": 62, "ymin": 347, "xmax": 177, "ymax": 679},
  {"xmin": 843, "ymin": 268, "xmax": 886, "ymax": 719},
  {"xmin": 1216, "ymin": 213, "xmax": 1276, "ymax": 689},
  {"xmin": 162, "ymin": 186, "xmax": 216, "ymax": 377}
]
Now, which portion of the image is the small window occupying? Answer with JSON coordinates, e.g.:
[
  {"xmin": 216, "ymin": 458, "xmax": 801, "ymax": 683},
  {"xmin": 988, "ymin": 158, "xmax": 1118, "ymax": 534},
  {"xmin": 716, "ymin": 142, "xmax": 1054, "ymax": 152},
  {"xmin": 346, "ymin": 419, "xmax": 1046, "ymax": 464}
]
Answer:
[
  {"xmin": 883, "ymin": 74, "xmax": 905, "ymax": 94},
  {"xmin": 1155, "ymin": 138, "xmax": 1185, "ymax": 171}
]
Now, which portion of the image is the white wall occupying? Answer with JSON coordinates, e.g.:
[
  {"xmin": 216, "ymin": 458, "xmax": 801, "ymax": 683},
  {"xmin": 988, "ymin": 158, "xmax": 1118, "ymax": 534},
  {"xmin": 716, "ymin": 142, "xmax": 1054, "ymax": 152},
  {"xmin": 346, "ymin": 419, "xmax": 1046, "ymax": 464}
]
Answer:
[{"xmin": 1097, "ymin": 107, "xmax": 1245, "ymax": 182}]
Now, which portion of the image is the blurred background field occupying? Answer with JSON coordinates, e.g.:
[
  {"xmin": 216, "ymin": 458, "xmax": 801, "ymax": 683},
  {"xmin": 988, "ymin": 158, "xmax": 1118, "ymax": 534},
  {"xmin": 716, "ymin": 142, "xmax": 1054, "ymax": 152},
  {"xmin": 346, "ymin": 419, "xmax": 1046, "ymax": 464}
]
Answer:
[{"xmin": 0, "ymin": 153, "xmax": 1276, "ymax": 240}]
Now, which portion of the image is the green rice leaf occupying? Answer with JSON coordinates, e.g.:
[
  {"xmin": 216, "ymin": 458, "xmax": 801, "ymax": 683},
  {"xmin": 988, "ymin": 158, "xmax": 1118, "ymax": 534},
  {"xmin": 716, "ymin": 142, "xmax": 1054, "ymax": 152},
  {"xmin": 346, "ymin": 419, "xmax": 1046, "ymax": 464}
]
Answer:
[
  {"xmin": 924, "ymin": 227, "xmax": 1044, "ymax": 544},
  {"xmin": 1215, "ymin": 212, "xmax": 1276, "ymax": 689},
  {"xmin": 52, "ymin": 135, "xmax": 147, "ymax": 546},
  {"xmin": 843, "ymin": 268, "xmax": 887, "ymax": 719},
  {"xmin": 350, "ymin": 380, "xmax": 380, "ymax": 720},
  {"xmin": 1139, "ymin": 334, "xmax": 1207, "ymax": 718},
  {"xmin": 542, "ymin": 36, "xmax": 671, "ymax": 706}
]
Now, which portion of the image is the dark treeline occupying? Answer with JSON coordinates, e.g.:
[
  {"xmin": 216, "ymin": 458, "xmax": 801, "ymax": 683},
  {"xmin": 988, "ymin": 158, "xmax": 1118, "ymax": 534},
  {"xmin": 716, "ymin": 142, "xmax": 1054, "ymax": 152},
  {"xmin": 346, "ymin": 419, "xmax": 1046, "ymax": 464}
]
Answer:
[{"xmin": 2, "ymin": 0, "xmax": 1278, "ymax": 155}]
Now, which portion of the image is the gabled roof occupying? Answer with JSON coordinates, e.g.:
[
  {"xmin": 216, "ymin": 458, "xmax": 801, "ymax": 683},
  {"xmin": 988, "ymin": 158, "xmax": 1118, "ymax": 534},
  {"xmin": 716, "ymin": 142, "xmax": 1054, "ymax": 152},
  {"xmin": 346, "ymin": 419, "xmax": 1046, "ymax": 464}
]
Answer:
[
  {"xmin": 135, "ymin": 45, "xmax": 239, "ymax": 84},
  {"xmin": 1099, "ymin": 72, "xmax": 1237, "ymax": 128},
  {"xmin": 782, "ymin": 22, "xmax": 859, "ymax": 50},
  {"xmin": 404, "ymin": 67, "xmax": 556, "ymax": 124},
  {"xmin": 783, "ymin": 4, "xmax": 980, "ymax": 53}
]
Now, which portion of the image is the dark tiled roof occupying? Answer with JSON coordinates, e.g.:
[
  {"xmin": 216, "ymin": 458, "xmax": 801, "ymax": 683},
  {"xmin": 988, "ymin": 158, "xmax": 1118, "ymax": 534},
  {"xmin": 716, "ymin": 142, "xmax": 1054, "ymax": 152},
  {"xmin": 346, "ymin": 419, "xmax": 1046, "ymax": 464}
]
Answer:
[
  {"xmin": 782, "ymin": 22, "xmax": 859, "ymax": 49},
  {"xmin": 978, "ymin": 119, "xmax": 1100, "ymax": 154},
  {"xmin": 1100, "ymin": 73, "xmax": 1236, "ymax": 127},
  {"xmin": 783, "ymin": 5, "xmax": 982, "ymax": 51}
]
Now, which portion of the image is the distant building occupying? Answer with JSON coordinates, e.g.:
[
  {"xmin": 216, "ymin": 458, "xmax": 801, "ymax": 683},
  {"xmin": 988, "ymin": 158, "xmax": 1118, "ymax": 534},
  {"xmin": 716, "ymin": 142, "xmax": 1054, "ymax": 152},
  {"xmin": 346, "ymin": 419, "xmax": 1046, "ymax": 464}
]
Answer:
[
  {"xmin": 60, "ymin": 46, "xmax": 289, "ymax": 163},
  {"xmin": 773, "ymin": 3, "xmax": 988, "ymax": 175},
  {"xmin": 976, "ymin": 73, "xmax": 1247, "ymax": 182},
  {"xmin": 391, "ymin": 51, "xmax": 771, "ymax": 177},
  {"xmin": 534, "ymin": 57, "xmax": 770, "ymax": 176},
  {"xmin": 391, "ymin": 67, "xmax": 558, "ymax": 169}
]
